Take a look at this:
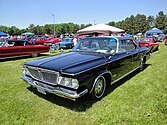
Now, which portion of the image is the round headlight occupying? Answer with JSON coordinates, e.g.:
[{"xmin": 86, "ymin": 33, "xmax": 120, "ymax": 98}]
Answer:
[
  {"xmin": 22, "ymin": 66, "xmax": 28, "ymax": 75},
  {"xmin": 71, "ymin": 79, "xmax": 79, "ymax": 89},
  {"xmin": 64, "ymin": 78, "xmax": 72, "ymax": 86},
  {"xmin": 58, "ymin": 77, "xmax": 79, "ymax": 89}
]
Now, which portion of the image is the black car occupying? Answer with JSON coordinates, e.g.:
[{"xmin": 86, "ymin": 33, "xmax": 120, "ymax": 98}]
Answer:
[{"xmin": 21, "ymin": 36, "xmax": 150, "ymax": 100}]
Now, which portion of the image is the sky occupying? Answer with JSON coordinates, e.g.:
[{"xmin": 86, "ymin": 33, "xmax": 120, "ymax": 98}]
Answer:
[{"xmin": 0, "ymin": 0, "xmax": 167, "ymax": 29}]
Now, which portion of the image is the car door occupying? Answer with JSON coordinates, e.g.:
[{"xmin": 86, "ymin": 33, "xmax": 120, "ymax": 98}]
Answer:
[
  {"xmin": 109, "ymin": 38, "xmax": 140, "ymax": 82},
  {"xmin": 128, "ymin": 39, "xmax": 142, "ymax": 69},
  {"xmin": 0, "ymin": 41, "xmax": 21, "ymax": 58},
  {"xmin": 19, "ymin": 41, "xmax": 39, "ymax": 55}
]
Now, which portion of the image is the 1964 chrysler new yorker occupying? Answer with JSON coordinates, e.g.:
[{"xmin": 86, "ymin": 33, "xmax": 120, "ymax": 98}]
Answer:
[{"xmin": 21, "ymin": 36, "xmax": 150, "ymax": 100}]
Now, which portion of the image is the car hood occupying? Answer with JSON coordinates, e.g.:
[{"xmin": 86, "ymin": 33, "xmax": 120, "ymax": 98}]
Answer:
[{"xmin": 24, "ymin": 52, "xmax": 108, "ymax": 75}]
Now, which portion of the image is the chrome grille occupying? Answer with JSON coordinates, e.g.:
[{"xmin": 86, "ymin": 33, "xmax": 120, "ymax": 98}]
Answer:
[
  {"xmin": 41, "ymin": 70, "xmax": 59, "ymax": 84},
  {"xmin": 26, "ymin": 66, "xmax": 59, "ymax": 85},
  {"xmin": 28, "ymin": 68, "xmax": 40, "ymax": 79}
]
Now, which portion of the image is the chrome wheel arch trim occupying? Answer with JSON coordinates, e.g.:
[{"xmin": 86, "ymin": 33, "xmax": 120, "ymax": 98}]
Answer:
[
  {"xmin": 89, "ymin": 71, "xmax": 111, "ymax": 94},
  {"xmin": 93, "ymin": 75, "xmax": 106, "ymax": 99}
]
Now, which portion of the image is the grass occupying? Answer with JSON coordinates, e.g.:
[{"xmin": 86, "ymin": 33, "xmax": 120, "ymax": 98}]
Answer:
[{"xmin": 0, "ymin": 43, "xmax": 167, "ymax": 125}]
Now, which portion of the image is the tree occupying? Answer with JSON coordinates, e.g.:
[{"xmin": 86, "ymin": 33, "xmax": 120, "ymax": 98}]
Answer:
[
  {"xmin": 135, "ymin": 14, "xmax": 148, "ymax": 33},
  {"xmin": 108, "ymin": 21, "xmax": 116, "ymax": 27},
  {"xmin": 43, "ymin": 24, "xmax": 52, "ymax": 34},
  {"xmin": 123, "ymin": 15, "xmax": 135, "ymax": 34},
  {"xmin": 27, "ymin": 24, "xmax": 35, "ymax": 33},
  {"xmin": 80, "ymin": 24, "xmax": 92, "ymax": 30},
  {"xmin": 7, "ymin": 26, "xmax": 20, "ymax": 35},
  {"xmin": 164, "ymin": 15, "xmax": 167, "ymax": 33},
  {"xmin": 147, "ymin": 15, "xmax": 155, "ymax": 29},
  {"xmin": 0, "ymin": 26, "xmax": 9, "ymax": 33},
  {"xmin": 155, "ymin": 11, "xmax": 166, "ymax": 30},
  {"xmin": 20, "ymin": 29, "xmax": 28, "ymax": 34}
]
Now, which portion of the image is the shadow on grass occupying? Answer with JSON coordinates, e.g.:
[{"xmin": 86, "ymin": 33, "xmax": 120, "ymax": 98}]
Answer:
[
  {"xmin": 105, "ymin": 64, "xmax": 151, "ymax": 96},
  {"xmin": 27, "ymin": 86, "xmax": 97, "ymax": 112},
  {"xmin": 27, "ymin": 64, "xmax": 151, "ymax": 112},
  {"xmin": 0, "ymin": 54, "xmax": 50, "ymax": 62}
]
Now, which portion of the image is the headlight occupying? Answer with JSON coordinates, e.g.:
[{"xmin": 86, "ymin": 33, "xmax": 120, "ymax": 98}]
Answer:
[
  {"xmin": 22, "ymin": 65, "xmax": 30, "ymax": 76},
  {"xmin": 58, "ymin": 77, "xmax": 79, "ymax": 89}
]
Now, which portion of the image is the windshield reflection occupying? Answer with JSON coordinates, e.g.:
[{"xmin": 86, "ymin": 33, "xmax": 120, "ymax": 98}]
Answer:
[{"xmin": 72, "ymin": 37, "xmax": 117, "ymax": 54}]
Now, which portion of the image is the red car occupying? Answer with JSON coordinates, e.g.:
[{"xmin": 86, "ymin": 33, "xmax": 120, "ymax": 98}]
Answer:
[
  {"xmin": 0, "ymin": 40, "xmax": 50, "ymax": 59},
  {"xmin": 44, "ymin": 37, "xmax": 61, "ymax": 46},
  {"xmin": 138, "ymin": 38, "xmax": 159, "ymax": 52},
  {"xmin": 165, "ymin": 36, "xmax": 167, "ymax": 45},
  {"xmin": 34, "ymin": 37, "xmax": 51, "ymax": 45}
]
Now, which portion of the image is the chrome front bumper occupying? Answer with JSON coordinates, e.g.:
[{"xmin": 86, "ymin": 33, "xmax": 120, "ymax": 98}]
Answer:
[{"xmin": 21, "ymin": 76, "xmax": 88, "ymax": 100}]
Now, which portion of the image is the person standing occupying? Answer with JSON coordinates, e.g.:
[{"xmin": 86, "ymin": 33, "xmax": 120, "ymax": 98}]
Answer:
[{"xmin": 73, "ymin": 36, "xmax": 78, "ymax": 46}]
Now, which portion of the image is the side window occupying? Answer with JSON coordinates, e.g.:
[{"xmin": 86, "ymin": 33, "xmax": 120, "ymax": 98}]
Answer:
[
  {"xmin": 78, "ymin": 40, "xmax": 89, "ymax": 50},
  {"xmin": 108, "ymin": 39, "xmax": 117, "ymax": 52},
  {"xmin": 119, "ymin": 39, "xmax": 135, "ymax": 52}
]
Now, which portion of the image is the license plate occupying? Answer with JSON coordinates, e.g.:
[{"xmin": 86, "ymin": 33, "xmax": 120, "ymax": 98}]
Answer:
[{"xmin": 37, "ymin": 87, "xmax": 46, "ymax": 95}]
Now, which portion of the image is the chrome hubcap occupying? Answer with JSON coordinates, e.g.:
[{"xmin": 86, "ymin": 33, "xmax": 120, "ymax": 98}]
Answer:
[{"xmin": 95, "ymin": 79, "xmax": 104, "ymax": 95}]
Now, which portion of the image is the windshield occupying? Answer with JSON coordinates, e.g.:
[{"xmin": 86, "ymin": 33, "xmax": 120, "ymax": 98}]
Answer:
[
  {"xmin": 38, "ymin": 37, "xmax": 46, "ymax": 40},
  {"xmin": 62, "ymin": 38, "xmax": 71, "ymax": 42},
  {"xmin": 0, "ymin": 40, "xmax": 10, "ymax": 47},
  {"xmin": 72, "ymin": 37, "xmax": 117, "ymax": 54},
  {"xmin": 0, "ymin": 40, "xmax": 5, "ymax": 47},
  {"xmin": 146, "ymin": 33, "xmax": 153, "ymax": 38}
]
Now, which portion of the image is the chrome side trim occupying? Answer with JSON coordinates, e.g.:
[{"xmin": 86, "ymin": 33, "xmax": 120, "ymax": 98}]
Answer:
[
  {"xmin": 21, "ymin": 76, "xmax": 88, "ymax": 100},
  {"xmin": 111, "ymin": 66, "xmax": 140, "ymax": 85}
]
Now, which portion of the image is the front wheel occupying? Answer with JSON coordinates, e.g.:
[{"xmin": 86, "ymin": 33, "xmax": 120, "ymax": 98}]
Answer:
[
  {"xmin": 90, "ymin": 76, "xmax": 106, "ymax": 100},
  {"xmin": 31, "ymin": 53, "xmax": 39, "ymax": 58}
]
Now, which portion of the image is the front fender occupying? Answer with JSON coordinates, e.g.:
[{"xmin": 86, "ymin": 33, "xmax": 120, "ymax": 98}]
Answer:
[{"xmin": 89, "ymin": 69, "xmax": 112, "ymax": 94}]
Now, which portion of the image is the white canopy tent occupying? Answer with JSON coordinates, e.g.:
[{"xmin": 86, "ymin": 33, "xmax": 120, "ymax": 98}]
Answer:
[{"xmin": 77, "ymin": 24, "xmax": 125, "ymax": 35}]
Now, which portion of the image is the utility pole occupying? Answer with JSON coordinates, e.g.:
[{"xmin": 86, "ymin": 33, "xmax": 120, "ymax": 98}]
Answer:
[
  {"xmin": 93, "ymin": 20, "xmax": 96, "ymax": 25},
  {"xmin": 52, "ymin": 14, "xmax": 55, "ymax": 36}
]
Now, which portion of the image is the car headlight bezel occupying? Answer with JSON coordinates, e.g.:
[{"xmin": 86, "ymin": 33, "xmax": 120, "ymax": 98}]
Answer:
[
  {"xmin": 58, "ymin": 76, "xmax": 79, "ymax": 89},
  {"xmin": 22, "ymin": 64, "xmax": 32, "ymax": 76},
  {"xmin": 22, "ymin": 65, "xmax": 28, "ymax": 75}
]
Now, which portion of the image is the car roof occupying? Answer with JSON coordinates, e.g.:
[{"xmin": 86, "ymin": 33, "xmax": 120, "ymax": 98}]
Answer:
[{"xmin": 82, "ymin": 36, "xmax": 134, "ymax": 40}]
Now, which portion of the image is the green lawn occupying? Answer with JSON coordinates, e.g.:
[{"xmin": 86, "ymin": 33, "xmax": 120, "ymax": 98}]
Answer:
[{"xmin": 0, "ymin": 44, "xmax": 167, "ymax": 125}]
